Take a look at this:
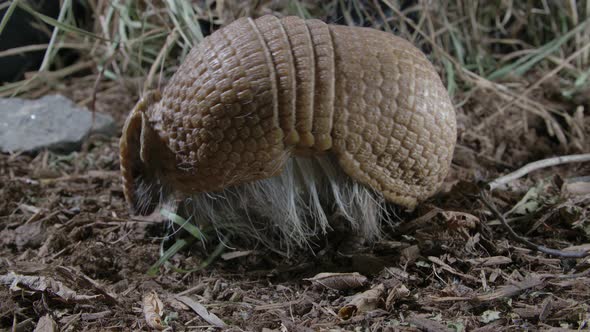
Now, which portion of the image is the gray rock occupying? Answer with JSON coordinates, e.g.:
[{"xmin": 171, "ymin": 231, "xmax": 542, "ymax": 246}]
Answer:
[{"xmin": 0, "ymin": 94, "xmax": 116, "ymax": 153}]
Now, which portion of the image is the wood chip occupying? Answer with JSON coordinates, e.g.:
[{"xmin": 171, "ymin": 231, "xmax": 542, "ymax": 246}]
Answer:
[
  {"xmin": 563, "ymin": 181, "xmax": 590, "ymax": 195},
  {"xmin": 538, "ymin": 297, "xmax": 553, "ymax": 322},
  {"xmin": 406, "ymin": 313, "xmax": 451, "ymax": 332},
  {"xmin": 428, "ymin": 256, "xmax": 480, "ymax": 283},
  {"xmin": 304, "ymin": 272, "xmax": 367, "ymax": 290},
  {"xmin": 56, "ymin": 266, "xmax": 119, "ymax": 304},
  {"xmin": 34, "ymin": 314, "xmax": 58, "ymax": 332},
  {"xmin": 176, "ymin": 295, "xmax": 226, "ymax": 328},
  {"xmin": 401, "ymin": 245, "xmax": 421, "ymax": 263},
  {"xmin": 385, "ymin": 283, "xmax": 410, "ymax": 310},
  {"xmin": 430, "ymin": 273, "xmax": 547, "ymax": 303},
  {"xmin": 476, "ymin": 274, "xmax": 544, "ymax": 301},
  {"xmin": 220, "ymin": 250, "xmax": 253, "ymax": 260},
  {"xmin": 338, "ymin": 284, "xmax": 385, "ymax": 319},
  {"xmin": 467, "ymin": 256, "xmax": 513, "ymax": 266}
]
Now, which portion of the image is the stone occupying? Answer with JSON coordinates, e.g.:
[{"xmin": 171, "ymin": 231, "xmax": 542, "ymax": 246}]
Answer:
[{"xmin": 0, "ymin": 94, "xmax": 116, "ymax": 153}]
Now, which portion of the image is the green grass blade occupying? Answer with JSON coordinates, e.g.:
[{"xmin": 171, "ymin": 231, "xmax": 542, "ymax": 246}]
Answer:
[
  {"xmin": 17, "ymin": 1, "xmax": 110, "ymax": 41},
  {"xmin": 442, "ymin": 58, "xmax": 456, "ymax": 97},
  {"xmin": 163, "ymin": 0, "xmax": 198, "ymax": 47},
  {"xmin": 160, "ymin": 209, "xmax": 206, "ymax": 241},
  {"xmin": 488, "ymin": 18, "xmax": 590, "ymax": 80},
  {"xmin": 179, "ymin": 1, "xmax": 203, "ymax": 43},
  {"xmin": 39, "ymin": 0, "xmax": 71, "ymax": 71},
  {"xmin": 0, "ymin": 0, "xmax": 20, "ymax": 36},
  {"xmin": 562, "ymin": 66, "xmax": 590, "ymax": 98},
  {"xmin": 172, "ymin": 241, "xmax": 226, "ymax": 274},
  {"xmin": 147, "ymin": 239, "xmax": 188, "ymax": 276},
  {"xmin": 448, "ymin": 28, "xmax": 465, "ymax": 66}
]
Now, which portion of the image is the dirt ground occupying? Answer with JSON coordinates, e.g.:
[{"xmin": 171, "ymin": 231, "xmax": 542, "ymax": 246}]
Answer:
[{"xmin": 1, "ymin": 1, "xmax": 590, "ymax": 331}]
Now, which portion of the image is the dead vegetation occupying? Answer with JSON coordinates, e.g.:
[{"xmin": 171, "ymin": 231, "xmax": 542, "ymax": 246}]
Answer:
[{"xmin": 1, "ymin": 0, "xmax": 589, "ymax": 331}]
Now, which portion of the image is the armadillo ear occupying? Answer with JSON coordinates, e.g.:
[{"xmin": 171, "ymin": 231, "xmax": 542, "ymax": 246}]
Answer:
[{"xmin": 119, "ymin": 91, "xmax": 164, "ymax": 216}]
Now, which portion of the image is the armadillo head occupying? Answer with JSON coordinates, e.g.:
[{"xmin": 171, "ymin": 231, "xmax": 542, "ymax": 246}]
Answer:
[
  {"xmin": 119, "ymin": 90, "xmax": 177, "ymax": 215},
  {"xmin": 119, "ymin": 85, "xmax": 290, "ymax": 216}
]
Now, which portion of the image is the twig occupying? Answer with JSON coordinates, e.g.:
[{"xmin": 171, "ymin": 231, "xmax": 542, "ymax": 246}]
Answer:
[
  {"xmin": 479, "ymin": 191, "xmax": 590, "ymax": 259},
  {"xmin": 488, "ymin": 153, "xmax": 590, "ymax": 190},
  {"xmin": 556, "ymin": 267, "xmax": 590, "ymax": 280}
]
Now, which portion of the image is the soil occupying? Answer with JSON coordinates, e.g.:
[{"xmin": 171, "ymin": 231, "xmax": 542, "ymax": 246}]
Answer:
[{"xmin": 1, "ymin": 47, "xmax": 590, "ymax": 332}]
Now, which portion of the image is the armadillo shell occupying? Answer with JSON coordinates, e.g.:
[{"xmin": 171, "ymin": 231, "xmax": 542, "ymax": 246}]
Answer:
[{"xmin": 120, "ymin": 15, "xmax": 457, "ymax": 215}]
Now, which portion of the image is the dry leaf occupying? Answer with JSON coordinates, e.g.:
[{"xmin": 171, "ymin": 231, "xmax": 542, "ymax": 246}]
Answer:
[
  {"xmin": 338, "ymin": 284, "xmax": 385, "ymax": 319},
  {"xmin": 0, "ymin": 272, "xmax": 101, "ymax": 303},
  {"xmin": 143, "ymin": 291, "xmax": 165, "ymax": 330},
  {"xmin": 176, "ymin": 295, "xmax": 226, "ymax": 328},
  {"xmin": 428, "ymin": 256, "xmax": 480, "ymax": 283},
  {"xmin": 385, "ymin": 283, "xmax": 410, "ymax": 310},
  {"xmin": 34, "ymin": 314, "xmax": 58, "ymax": 332},
  {"xmin": 338, "ymin": 305, "xmax": 357, "ymax": 320},
  {"xmin": 401, "ymin": 245, "xmax": 421, "ymax": 263},
  {"xmin": 507, "ymin": 184, "xmax": 544, "ymax": 216},
  {"xmin": 304, "ymin": 272, "xmax": 368, "ymax": 290},
  {"xmin": 538, "ymin": 297, "xmax": 553, "ymax": 322},
  {"xmin": 441, "ymin": 211, "xmax": 479, "ymax": 229},
  {"xmin": 480, "ymin": 310, "xmax": 501, "ymax": 323}
]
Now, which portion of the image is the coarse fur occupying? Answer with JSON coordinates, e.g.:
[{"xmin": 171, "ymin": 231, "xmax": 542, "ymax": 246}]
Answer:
[{"xmin": 134, "ymin": 154, "xmax": 399, "ymax": 256}]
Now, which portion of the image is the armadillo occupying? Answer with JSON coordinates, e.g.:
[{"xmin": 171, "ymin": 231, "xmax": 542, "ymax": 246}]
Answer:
[{"xmin": 120, "ymin": 15, "xmax": 456, "ymax": 249}]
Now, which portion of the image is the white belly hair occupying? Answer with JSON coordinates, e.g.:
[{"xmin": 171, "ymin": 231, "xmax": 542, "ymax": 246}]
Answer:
[{"xmin": 176, "ymin": 154, "xmax": 398, "ymax": 256}]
